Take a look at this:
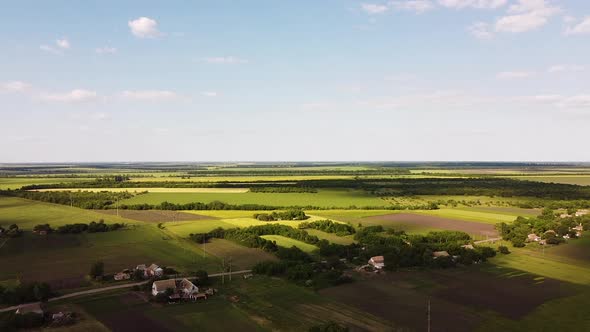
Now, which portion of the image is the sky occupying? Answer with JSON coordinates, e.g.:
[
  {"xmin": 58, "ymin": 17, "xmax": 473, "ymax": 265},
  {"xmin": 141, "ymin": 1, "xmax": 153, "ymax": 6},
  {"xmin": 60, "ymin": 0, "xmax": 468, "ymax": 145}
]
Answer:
[{"xmin": 1, "ymin": 0, "xmax": 589, "ymax": 162}]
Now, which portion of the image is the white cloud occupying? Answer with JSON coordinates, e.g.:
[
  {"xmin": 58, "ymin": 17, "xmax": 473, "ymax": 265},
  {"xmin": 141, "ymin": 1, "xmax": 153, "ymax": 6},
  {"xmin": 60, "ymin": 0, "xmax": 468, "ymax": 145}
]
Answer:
[
  {"xmin": 40, "ymin": 89, "xmax": 98, "ymax": 103},
  {"xmin": 496, "ymin": 71, "xmax": 534, "ymax": 79},
  {"xmin": 361, "ymin": 3, "xmax": 388, "ymax": 14},
  {"xmin": 1, "ymin": 81, "xmax": 31, "ymax": 93},
  {"xmin": 390, "ymin": 1, "xmax": 435, "ymax": 14},
  {"xmin": 565, "ymin": 16, "xmax": 590, "ymax": 35},
  {"xmin": 121, "ymin": 90, "xmax": 177, "ymax": 100},
  {"xmin": 547, "ymin": 64, "xmax": 585, "ymax": 73},
  {"xmin": 96, "ymin": 46, "xmax": 117, "ymax": 54},
  {"xmin": 40, "ymin": 38, "xmax": 71, "ymax": 55},
  {"xmin": 438, "ymin": 0, "xmax": 507, "ymax": 9},
  {"xmin": 468, "ymin": 22, "xmax": 494, "ymax": 39},
  {"xmin": 495, "ymin": 0, "xmax": 561, "ymax": 33},
  {"xmin": 202, "ymin": 56, "xmax": 248, "ymax": 64},
  {"xmin": 201, "ymin": 91, "xmax": 218, "ymax": 97},
  {"xmin": 128, "ymin": 17, "xmax": 161, "ymax": 38},
  {"xmin": 56, "ymin": 38, "xmax": 70, "ymax": 49},
  {"xmin": 557, "ymin": 95, "xmax": 590, "ymax": 109}
]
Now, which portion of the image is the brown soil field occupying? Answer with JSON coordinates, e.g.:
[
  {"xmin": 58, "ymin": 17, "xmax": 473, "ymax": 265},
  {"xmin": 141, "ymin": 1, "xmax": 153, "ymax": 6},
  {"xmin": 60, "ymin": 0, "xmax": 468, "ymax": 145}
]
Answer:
[
  {"xmin": 320, "ymin": 272, "xmax": 481, "ymax": 332},
  {"xmin": 430, "ymin": 269, "xmax": 573, "ymax": 319},
  {"xmin": 321, "ymin": 268, "xmax": 574, "ymax": 330},
  {"xmin": 97, "ymin": 307, "xmax": 172, "ymax": 332},
  {"xmin": 94, "ymin": 210, "xmax": 214, "ymax": 223},
  {"xmin": 364, "ymin": 213, "xmax": 498, "ymax": 236}
]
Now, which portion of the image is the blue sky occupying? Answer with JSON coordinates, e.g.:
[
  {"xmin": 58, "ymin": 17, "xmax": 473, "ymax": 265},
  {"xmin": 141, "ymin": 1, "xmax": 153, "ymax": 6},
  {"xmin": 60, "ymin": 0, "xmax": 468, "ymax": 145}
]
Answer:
[{"xmin": 1, "ymin": 0, "xmax": 589, "ymax": 162}]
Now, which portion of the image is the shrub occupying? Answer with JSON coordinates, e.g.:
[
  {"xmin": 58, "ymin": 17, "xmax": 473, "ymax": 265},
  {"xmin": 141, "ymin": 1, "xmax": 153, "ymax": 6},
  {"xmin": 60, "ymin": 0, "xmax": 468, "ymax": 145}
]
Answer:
[{"xmin": 498, "ymin": 246, "xmax": 510, "ymax": 254}]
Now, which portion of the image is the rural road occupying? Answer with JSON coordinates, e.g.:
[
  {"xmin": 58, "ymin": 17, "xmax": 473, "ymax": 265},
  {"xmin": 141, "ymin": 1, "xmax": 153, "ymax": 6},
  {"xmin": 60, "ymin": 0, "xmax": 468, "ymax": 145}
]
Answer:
[
  {"xmin": 474, "ymin": 237, "xmax": 502, "ymax": 244},
  {"xmin": 0, "ymin": 270, "xmax": 251, "ymax": 313}
]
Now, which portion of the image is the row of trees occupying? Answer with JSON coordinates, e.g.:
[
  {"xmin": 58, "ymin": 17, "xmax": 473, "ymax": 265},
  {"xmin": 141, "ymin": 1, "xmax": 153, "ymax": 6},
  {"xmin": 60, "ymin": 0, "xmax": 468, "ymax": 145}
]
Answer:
[
  {"xmin": 5, "ymin": 190, "xmax": 133, "ymax": 209},
  {"xmin": 34, "ymin": 220, "xmax": 125, "ymax": 235},
  {"xmin": 298, "ymin": 219, "xmax": 356, "ymax": 236},
  {"xmin": 253, "ymin": 210, "xmax": 309, "ymax": 221}
]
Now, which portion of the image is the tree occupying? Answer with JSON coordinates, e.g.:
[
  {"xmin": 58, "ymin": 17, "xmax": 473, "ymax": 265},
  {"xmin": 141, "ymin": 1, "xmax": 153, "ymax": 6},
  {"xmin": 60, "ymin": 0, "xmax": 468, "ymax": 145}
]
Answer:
[
  {"xmin": 194, "ymin": 270, "xmax": 210, "ymax": 286},
  {"xmin": 498, "ymin": 246, "xmax": 510, "ymax": 254},
  {"xmin": 89, "ymin": 261, "xmax": 104, "ymax": 279}
]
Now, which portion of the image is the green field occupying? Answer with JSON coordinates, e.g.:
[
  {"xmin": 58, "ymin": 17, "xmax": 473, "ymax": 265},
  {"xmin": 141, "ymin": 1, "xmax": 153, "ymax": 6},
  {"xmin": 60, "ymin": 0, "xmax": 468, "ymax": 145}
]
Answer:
[
  {"xmin": 511, "ymin": 175, "xmax": 590, "ymax": 186},
  {"xmin": 120, "ymin": 189, "xmax": 388, "ymax": 208},
  {"xmin": 0, "ymin": 177, "xmax": 92, "ymax": 190},
  {"xmin": 0, "ymin": 196, "xmax": 138, "ymax": 230},
  {"xmin": 260, "ymin": 235, "xmax": 318, "ymax": 253},
  {"xmin": 415, "ymin": 208, "xmax": 520, "ymax": 224}
]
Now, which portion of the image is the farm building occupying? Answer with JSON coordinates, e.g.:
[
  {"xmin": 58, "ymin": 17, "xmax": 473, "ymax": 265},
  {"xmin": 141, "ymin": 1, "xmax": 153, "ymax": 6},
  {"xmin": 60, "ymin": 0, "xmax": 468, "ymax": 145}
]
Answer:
[
  {"xmin": 16, "ymin": 303, "xmax": 44, "ymax": 315},
  {"xmin": 152, "ymin": 279, "xmax": 177, "ymax": 296},
  {"xmin": 114, "ymin": 272, "xmax": 131, "ymax": 281},
  {"xmin": 152, "ymin": 278, "xmax": 200, "ymax": 299},
  {"xmin": 461, "ymin": 244, "xmax": 474, "ymax": 250},
  {"xmin": 146, "ymin": 263, "xmax": 164, "ymax": 277},
  {"xmin": 575, "ymin": 209, "xmax": 589, "ymax": 217},
  {"xmin": 527, "ymin": 233, "xmax": 541, "ymax": 242},
  {"xmin": 432, "ymin": 251, "xmax": 450, "ymax": 259},
  {"xmin": 368, "ymin": 256, "xmax": 385, "ymax": 269}
]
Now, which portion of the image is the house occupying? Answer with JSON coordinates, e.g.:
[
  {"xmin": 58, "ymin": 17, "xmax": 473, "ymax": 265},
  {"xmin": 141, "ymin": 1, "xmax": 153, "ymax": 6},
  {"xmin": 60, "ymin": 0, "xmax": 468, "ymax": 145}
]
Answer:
[
  {"xmin": 573, "ymin": 224, "xmax": 584, "ymax": 232},
  {"xmin": 432, "ymin": 251, "xmax": 450, "ymax": 259},
  {"xmin": 527, "ymin": 233, "xmax": 541, "ymax": 242},
  {"xmin": 544, "ymin": 230, "xmax": 556, "ymax": 236},
  {"xmin": 575, "ymin": 209, "xmax": 589, "ymax": 217},
  {"xmin": 152, "ymin": 279, "xmax": 177, "ymax": 296},
  {"xmin": 146, "ymin": 264, "xmax": 164, "ymax": 278},
  {"xmin": 136, "ymin": 264, "xmax": 146, "ymax": 273},
  {"xmin": 560, "ymin": 213, "xmax": 572, "ymax": 218},
  {"xmin": 461, "ymin": 244, "xmax": 474, "ymax": 250},
  {"xmin": 16, "ymin": 303, "xmax": 44, "ymax": 315},
  {"xmin": 114, "ymin": 272, "xmax": 131, "ymax": 281},
  {"xmin": 368, "ymin": 256, "xmax": 385, "ymax": 269},
  {"xmin": 179, "ymin": 278, "xmax": 199, "ymax": 299}
]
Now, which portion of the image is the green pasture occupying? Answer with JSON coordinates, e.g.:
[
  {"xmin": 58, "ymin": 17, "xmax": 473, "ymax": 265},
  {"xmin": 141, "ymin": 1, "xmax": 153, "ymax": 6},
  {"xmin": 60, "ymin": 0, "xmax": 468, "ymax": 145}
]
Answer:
[
  {"xmin": 120, "ymin": 189, "xmax": 388, "ymax": 208},
  {"xmin": 510, "ymin": 175, "xmax": 590, "ymax": 186},
  {"xmin": 260, "ymin": 235, "xmax": 318, "ymax": 253},
  {"xmin": 414, "ymin": 208, "xmax": 519, "ymax": 224},
  {"xmin": 0, "ymin": 196, "xmax": 137, "ymax": 230},
  {"xmin": 0, "ymin": 177, "xmax": 92, "ymax": 190}
]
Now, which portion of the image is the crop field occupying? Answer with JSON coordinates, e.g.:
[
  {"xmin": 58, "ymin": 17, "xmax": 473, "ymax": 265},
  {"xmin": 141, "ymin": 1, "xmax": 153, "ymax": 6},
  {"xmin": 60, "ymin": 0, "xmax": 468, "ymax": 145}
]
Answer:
[
  {"xmin": 94, "ymin": 210, "xmax": 215, "ymax": 223},
  {"xmin": 415, "ymin": 208, "xmax": 520, "ymax": 224},
  {"xmin": 34, "ymin": 187, "xmax": 250, "ymax": 193},
  {"xmin": 0, "ymin": 177, "xmax": 92, "ymax": 190},
  {"xmin": 120, "ymin": 189, "xmax": 388, "ymax": 208},
  {"xmin": 304, "ymin": 229, "xmax": 355, "ymax": 245},
  {"xmin": 362, "ymin": 213, "xmax": 499, "ymax": 236},
  {"xmin": 0, "ymin": 196, "xmax": 138, "ymax": 230},
  {"xmin": 199, "ymin": 239, "xmax": 278, "ymax": 270},
  {"xmin": 511, "ymin": 175, "xmax": 590, "ymax": 186},
  {"xmin": 260, "ymin": 235, "xmax": 318, "ymax": 252},
  {"xmin": 0, "ymin": 223, "xmax": 219, "ymax": 289},
  {"xmin": 321, "ymin": 266, "xmax": 581, "ymax": 331}
]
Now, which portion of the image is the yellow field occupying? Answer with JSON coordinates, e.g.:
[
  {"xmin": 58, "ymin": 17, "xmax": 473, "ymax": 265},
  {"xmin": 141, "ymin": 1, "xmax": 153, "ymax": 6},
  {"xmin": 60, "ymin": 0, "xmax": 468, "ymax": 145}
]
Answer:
[{"xmin": 32, "ymin": 187, "xmax": 250, "ymax": 193}]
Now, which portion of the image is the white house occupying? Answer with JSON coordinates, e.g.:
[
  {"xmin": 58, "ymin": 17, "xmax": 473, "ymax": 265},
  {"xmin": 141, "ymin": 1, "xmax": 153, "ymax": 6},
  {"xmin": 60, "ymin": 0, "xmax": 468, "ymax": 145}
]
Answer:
[
  {"xmin": 432, "ymin": 251, "xmax": 450, "ymax": 259},
  {"xmin": 152, "ymin": 279, "xmax": 177, "ymax": 296},
  {"xmin": 145, "ymin": 263, "xmax": 164, "ymax": 278},
  {"xmin": 527, "ymin": 233, "xmax": 541, "ymax": 242},
  {"xmin": 368, "ymin": 256, "xmax": 385, "ymax": 269},
  {"xmin": 179, "ymin": 278, "xmax": 199, "ymax": 299}
]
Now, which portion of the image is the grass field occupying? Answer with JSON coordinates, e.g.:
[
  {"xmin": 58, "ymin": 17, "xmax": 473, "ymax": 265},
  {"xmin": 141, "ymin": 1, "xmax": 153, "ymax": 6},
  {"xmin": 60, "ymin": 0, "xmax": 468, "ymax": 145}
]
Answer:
[
  {"xmin": 260, "ymin": 235, "xmax": 318, "ymax": 253},
  {"xmin": 34, "ymin": 187, "xmax": 250, "ymax": 193},
  {"xmin": 0, "ymin": 225, "xmax": 219, "ymax": 289},
  {"xmin": 511, "ymin": 175, "xmax": 590, "ymax": 186},
  {"xmin": 0, "ymin": 196, "xmax": 138, "ymax": 230},
  {"xmin": 199, "ymin": 239, "xmax": 278, "ymax": 270},
  {"xmin": 0, "ymin": 177, "xmax": 92, "ymax": 190},
  {"xmin": 120, "ymin": 189, "xmax": 388, "ymax": 208}
]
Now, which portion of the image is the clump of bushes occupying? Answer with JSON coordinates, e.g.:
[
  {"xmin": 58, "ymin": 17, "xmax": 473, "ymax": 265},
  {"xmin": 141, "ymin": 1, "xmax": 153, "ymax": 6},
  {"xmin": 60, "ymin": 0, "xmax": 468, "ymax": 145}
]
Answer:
[
  {"xmin": 56, "ymin": 220, "xmax": 125, "ymax": 234},
  {"xmin": 298, "ymin": 219, "xmax": 355, "ymax": 236},
  {"xmin": 498, "ymin": 246, "xmax": 510, "ymax": 254},
  {"xmin": 254, "ymin": 209, "xmax": 308, "ymax": 221}
]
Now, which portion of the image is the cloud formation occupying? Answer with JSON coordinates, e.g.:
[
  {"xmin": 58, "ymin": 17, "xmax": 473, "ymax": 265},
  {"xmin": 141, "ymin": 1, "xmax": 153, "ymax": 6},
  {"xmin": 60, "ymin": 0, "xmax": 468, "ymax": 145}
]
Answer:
[
  {"xmin": 121, "ymin": 90, "xmax": 177, "ymax": 100},
  {"xmin": 128, "ymin": 17, "xmax": 161, "ymax": 38},
  {"xmin": 202, "ymin": 56, "xmax": 248, "ymax": 64},
  {"xmin": 1, "ymin": 81, "xmax": 32, "ymax": 93},
  {"xmin": 40, "ymin": 89, "xmax": 98, "ymax": 103}
]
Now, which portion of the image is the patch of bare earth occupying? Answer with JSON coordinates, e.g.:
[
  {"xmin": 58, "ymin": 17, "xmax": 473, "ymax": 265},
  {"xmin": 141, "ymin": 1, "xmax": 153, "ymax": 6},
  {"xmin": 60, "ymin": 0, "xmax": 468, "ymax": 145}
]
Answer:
[
  {"xmin": 364, "ymin": 213, "xmax": 498, "ymax": 236},
  {"xmin": 94, "ymin": 209, "xmax": 215, "ymax": 223},
  {"xmin": 320, "ymin": 275, "xmax": 480, "ymax": 332},
  {"xmin": 430, "ymin": 269, "xmax": 574, "ymax": 319}
]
